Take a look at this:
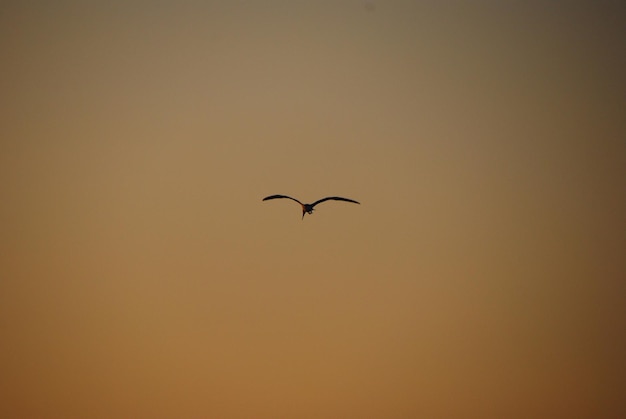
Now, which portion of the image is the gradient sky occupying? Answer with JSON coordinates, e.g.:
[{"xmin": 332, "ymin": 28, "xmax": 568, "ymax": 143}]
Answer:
[{"xmin": 1, "ymin": 1, "xmax": 625, "ymax": 418}]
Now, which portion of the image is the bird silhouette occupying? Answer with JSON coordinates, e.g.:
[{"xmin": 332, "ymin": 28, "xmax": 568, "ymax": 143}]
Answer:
[{"xmin": 262, "ymin": 195, "xmax": 360, "ymax": 219}]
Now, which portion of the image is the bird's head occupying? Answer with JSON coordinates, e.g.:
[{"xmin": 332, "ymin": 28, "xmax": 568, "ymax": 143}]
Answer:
[{"xmin": 301, "ymin": 204, "xmax": 314, "ymax": 219}]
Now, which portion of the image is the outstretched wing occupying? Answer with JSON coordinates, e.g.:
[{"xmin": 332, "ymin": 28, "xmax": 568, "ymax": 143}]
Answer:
[
  {"xmin": 262, "ymin": 195, "xmax": 303, "ymax": 206},
  {"xmin": 310, "ymin": 196, "xmax": 360, "ymax": 208}
]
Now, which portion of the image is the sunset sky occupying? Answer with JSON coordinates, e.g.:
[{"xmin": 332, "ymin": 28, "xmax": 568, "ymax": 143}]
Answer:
[{"xmin": 1, "ymin": 1, "xmax": 625, "ymax": 418}]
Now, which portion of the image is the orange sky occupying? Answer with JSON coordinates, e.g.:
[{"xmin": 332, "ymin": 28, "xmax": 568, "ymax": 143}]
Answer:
[{"xmin": 1, "ymin": 1, "xmax": 625, "ymax": 418}]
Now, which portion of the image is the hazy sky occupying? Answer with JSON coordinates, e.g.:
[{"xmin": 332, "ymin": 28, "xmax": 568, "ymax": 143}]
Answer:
[{"xmin": 1, "ymin": 1, "xmax": 625, "ymax": 418}]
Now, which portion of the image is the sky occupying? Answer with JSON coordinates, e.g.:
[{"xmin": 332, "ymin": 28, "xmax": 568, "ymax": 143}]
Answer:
[{"xmin": 1, "ymin": 1, "xmax": 625, "ymax": 418}]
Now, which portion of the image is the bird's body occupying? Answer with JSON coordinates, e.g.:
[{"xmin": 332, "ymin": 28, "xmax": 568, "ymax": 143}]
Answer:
[{"xmin": 262, "ymin": 194, "xmax": 360, "ymax": 219}]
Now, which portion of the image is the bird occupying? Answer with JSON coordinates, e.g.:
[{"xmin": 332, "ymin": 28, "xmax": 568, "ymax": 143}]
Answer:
[{"xmin": 262, "ymin": 194, "xmax": 360, "ymax": 219}]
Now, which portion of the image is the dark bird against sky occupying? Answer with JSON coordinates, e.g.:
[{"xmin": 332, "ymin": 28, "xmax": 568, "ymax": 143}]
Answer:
[{"xmin": 262, "ymin": 195, "xmax": 360, "ymax": 219}]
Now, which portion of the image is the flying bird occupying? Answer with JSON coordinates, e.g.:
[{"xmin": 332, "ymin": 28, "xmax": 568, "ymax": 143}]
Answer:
[{"xmin": 262, "ymin": 194, "xmax": 360, "ymax": 219}]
